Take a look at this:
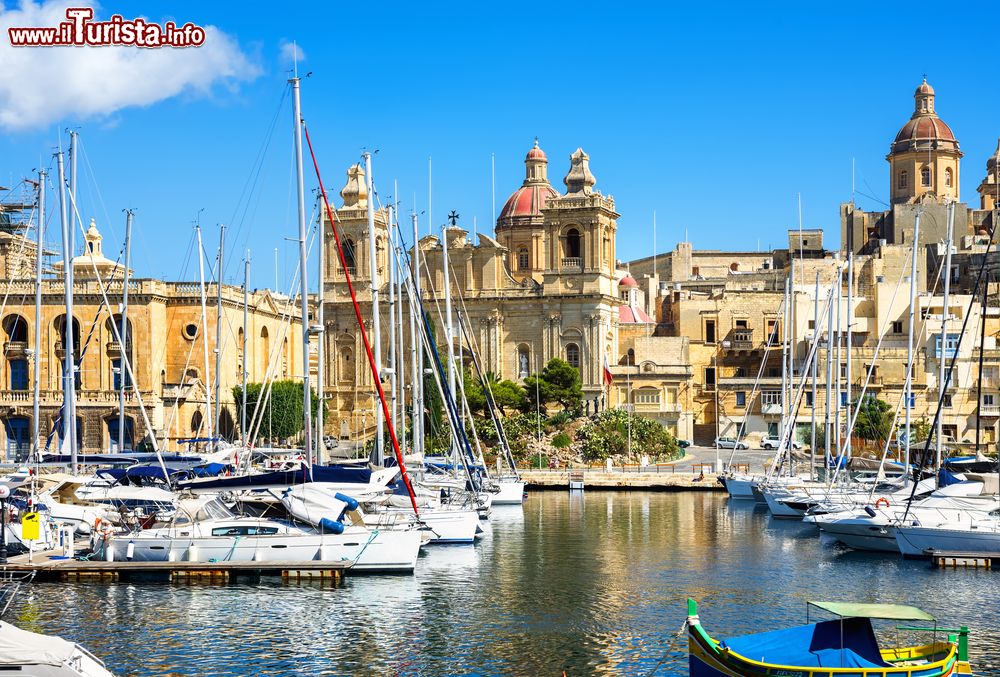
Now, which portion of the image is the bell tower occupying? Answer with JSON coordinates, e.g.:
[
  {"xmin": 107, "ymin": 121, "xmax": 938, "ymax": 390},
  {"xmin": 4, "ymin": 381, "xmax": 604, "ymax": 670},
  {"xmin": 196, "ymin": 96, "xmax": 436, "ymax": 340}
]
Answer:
[
  {"xmin": 978, "ymin": 139, "xmax": 1000, "ymax": 211},
  {"xmin": 322, "ymin": 163, "xmax": 389, "ymax": 288},
  {"xmin": 541, "ymin": 148, "xmax": 618, "ymax": 295},
  {"xmin": 887, "ymin": 79, "xmax": 962, "ymax": 205}
]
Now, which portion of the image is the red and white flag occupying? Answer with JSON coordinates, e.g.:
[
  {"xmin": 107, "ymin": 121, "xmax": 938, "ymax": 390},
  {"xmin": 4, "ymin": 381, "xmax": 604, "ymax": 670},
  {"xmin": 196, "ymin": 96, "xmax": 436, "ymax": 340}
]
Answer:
[{"xmin": 603, "ymin": 353, "xmax": 613, "ymax": 386}]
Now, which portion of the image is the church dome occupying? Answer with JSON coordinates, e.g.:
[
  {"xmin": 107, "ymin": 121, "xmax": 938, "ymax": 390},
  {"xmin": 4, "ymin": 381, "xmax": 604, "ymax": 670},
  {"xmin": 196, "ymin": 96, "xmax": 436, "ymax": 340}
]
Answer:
[
  {"xmin": 618, "ymin": 274, "xmax": 637, "ymax": 288},
  {"xmin": 497, "ymin": 139, "xmax": 559, "ymax": 225},
  {"xmin": 890, "ymin": 79, "xmax": 960, "ymax": 155}
]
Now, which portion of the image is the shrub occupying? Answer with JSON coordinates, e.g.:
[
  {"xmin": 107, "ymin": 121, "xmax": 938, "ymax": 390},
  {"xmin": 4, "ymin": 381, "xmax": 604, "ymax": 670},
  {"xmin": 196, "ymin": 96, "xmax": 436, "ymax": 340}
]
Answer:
[
  {"xmin": 552, "ymin": 432, "xmax": 571, "ymax": 448},
  {"xmin": 577, "ymin": 409, "xmax": 680, "ymax": 462}
]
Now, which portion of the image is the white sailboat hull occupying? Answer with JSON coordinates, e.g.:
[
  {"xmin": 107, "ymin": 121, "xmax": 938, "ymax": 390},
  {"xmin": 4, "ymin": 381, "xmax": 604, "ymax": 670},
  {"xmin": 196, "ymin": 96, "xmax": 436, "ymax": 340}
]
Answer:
[
  {"xmin": 492, "ymin": 480, "xmax": 525, "ymax": 505},
  {"xmin": 724, "ymin": 475, "xmax": 756, "ymax": 500},
  {"xmin": 107, "ymin": 526, "xmax": 422, "ymax": 572},
  {"xmin": 891, "ymin": 524, "xmax": 1000, "ymax": 558}
]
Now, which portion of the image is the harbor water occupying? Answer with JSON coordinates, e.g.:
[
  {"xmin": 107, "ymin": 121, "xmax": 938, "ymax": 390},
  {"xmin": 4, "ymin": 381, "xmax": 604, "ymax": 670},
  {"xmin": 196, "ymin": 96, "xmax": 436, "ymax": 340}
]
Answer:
[{"xmin": 8, "ymin": 491, "xmax": 1000, "ymax": 676}]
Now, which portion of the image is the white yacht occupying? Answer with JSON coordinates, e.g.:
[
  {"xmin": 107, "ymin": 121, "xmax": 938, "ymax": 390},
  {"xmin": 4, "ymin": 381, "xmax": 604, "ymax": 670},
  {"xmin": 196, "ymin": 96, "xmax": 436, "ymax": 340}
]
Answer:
[{"xmin": 105, "ymin": 496, "xmax": 423, "ymax": 572}]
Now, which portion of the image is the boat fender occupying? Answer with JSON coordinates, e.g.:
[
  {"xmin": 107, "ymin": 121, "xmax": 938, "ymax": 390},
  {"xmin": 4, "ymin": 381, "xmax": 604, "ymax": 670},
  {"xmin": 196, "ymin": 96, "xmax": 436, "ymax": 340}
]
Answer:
[
  {"xmin": 874, "ymin": 497, "xmax": 890, "ymax": 509},
  {"xmin": 864, "ymin": 506, "xmax": 877, "ymax": 518},
  {"xmin": 126, "ymin": 539, "xmax": 135, "ymax": 561},
  {"xmin": 333, "ymin": 493, "xmax": 360, "ymax": 512},
  {"xmin": 319, "ymin": 518, "xmax": 345, "ymax": 535}
]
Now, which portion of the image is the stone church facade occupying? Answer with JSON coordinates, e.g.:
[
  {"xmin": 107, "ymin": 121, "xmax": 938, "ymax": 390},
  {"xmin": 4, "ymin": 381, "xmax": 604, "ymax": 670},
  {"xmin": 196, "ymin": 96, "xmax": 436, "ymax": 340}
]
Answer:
[{"xmin": 319, "ymin": 142, "xmax": 650, "ymax": 441}]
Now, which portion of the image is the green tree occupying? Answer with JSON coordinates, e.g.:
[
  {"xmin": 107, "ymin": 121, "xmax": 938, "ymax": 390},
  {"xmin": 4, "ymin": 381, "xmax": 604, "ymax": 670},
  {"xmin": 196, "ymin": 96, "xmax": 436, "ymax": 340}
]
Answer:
[
  {"xmin": 577, "ymin": 408, "xmax": 680, "ymax": 461},
  {"xmin": 486, "ymin": 379, "xmax": 527, "ymax": 415},
  {"xmin": 853, "ymin": 395, "xmax": 893, "ymax": 443},
  {"xmin": 525, "ymin": 358, "xmax": 583, "ymax": 413},
  {"xmin": 232, "ymin": 380, "xmax": 322, "ymax": 441}
]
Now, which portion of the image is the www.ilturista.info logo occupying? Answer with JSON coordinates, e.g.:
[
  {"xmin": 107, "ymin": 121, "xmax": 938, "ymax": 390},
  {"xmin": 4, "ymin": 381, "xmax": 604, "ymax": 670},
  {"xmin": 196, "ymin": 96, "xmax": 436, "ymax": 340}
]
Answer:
[{"xmin": 8, "ymin": 7, "xmax": 206, "ymax": 48}]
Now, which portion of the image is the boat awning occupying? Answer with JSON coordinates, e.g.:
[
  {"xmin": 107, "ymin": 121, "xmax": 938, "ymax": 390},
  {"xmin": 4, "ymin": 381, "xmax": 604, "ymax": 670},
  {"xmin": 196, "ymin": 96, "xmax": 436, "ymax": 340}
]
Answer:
[{"xmin": 808, "ymin": 602, "xmax": 935, "ymax": 622}]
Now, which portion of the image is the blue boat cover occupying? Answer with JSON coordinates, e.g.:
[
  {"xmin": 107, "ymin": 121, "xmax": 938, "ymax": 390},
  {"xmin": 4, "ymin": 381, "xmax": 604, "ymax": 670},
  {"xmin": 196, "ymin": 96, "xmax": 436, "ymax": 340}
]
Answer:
[
  {"xmin": 721, "ymin": 618, "xmax": 890, "ymax": 668},
  {"xmin": 310, "ymin": 464, "xmax": 373, "ymax": 484}
]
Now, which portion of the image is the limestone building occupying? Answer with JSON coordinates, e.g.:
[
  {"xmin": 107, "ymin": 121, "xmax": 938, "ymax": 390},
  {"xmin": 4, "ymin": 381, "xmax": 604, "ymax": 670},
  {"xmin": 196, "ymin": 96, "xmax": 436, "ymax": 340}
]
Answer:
[
  {"xmin": 318, "ymin": 142, "xmax": 690, "ymax": 440},
  {"xmin": 0, "ymin": 207, "xmax": 303, "ymax": 459}
]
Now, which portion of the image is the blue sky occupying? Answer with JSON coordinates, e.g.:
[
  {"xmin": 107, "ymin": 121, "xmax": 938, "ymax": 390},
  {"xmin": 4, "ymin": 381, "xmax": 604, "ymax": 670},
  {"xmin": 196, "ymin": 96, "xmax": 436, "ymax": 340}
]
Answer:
[{"xmin": 2, "ymin": 1, "xmax": 1000, "ymax": 290}]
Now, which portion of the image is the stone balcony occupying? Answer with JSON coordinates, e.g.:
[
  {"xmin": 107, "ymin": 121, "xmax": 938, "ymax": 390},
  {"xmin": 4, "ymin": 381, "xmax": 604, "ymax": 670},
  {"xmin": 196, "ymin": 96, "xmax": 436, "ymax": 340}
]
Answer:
[
  {"xmin": 980, "ymin": 404, "xmax": 1000, "ymax": 417},
  {"xmin": 560, "ymin": 257, "xmax": 582, "ymax": 270},
  {"xmin": 3, "ymin": 341, "xmax": 28, "ymax": 355}
]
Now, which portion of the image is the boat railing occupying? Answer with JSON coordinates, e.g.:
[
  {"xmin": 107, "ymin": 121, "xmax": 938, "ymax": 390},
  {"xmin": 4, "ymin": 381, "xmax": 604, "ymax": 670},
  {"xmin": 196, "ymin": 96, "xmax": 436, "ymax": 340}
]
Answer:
[{"xmin": 894, "ymin": 625, "xmax": 969, "ymax": 663}]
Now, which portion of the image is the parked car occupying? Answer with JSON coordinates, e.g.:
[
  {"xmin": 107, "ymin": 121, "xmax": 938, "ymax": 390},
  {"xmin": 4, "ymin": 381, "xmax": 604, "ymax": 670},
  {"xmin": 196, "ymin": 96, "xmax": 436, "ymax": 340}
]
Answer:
[
  {"xmin": 715, "ymin": 437, "xmax": 749, "ymax": 450},
  {"xmin": 759, "ymin": 435, "xmax": 802, "ymax": 450}
]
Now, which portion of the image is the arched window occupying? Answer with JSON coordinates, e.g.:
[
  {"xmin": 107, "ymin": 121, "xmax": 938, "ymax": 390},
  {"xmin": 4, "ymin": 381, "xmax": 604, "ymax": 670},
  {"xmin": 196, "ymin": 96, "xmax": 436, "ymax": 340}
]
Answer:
[
  {"xmin": 339, "ymin": 347, "xmax": 353, "ymax": 382},
  {"xmin": 565, "ymin": 343, "xmax": 580, "ymax": 370},
  {"xmin": 2, "ymin": 315, "xmax": 27, "ymax": 343},
  {"xmin": 565, "ymin": 229, "xmax": 582, "ymax": 260},
  {"xmin": 342, "ymin": 239, "xmax": 357, "ymax": 272},
  {"xmin": 282, "ymin": 337, "xmax": 289, "ymax": 377},
  {"xmin": 259, "ymin": 326, "xmax": 270, "ymax": 377},
  {"xmin": 54, "ymin": 315, "xmax": 81, "ymax": 389},
  {"xmin": 945, "ymin": 167, "xmax": 953, "ymax": 188},
  {"xmin": 517, "ymin": 344, "xmax": 530, "ymax": 379},
  {"xmin": 191, "ymin": 410, "xmax": 204, "ymax": 435},
  {"xmin": 921, "ymin": 166, "xmax": 931, "ymax": 187},
  {"xmin": 626, "ymin": 348, "xmax": 635, "ymax": 366},
  {"xmin": 517, "ymin": 247, "xmax": 529, "ymax": 270},
  {"xmin": 3, "ymin": 315, "xmax": 28, "ymax": 391},
  {"xmin": 898, "ymin": 170, "xmax": 908, "ymax": 189},
  {"xmin": 237, "ymin": 327, "xmax": 245, "ymax": 375},
  {"xmin": 106, "ymin": 416, "xmax": 134, "ymax": 452}
]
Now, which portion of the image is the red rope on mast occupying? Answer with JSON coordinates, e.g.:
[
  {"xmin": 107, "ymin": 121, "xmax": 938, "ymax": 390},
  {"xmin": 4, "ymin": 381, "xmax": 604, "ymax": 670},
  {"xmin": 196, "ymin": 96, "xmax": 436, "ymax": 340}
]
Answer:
[{"xmin": 302, "ymin": 124, "xmax": 420, "ymax": 516}]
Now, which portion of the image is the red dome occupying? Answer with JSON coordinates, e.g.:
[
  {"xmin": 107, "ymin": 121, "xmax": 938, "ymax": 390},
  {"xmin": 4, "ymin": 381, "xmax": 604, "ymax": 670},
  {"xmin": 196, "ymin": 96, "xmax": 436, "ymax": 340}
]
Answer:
[
  {"xmin": 619, "ymin": 274, "xmax": 637, "ymax": 288},
  {"xmin": 891, "ymin": 116, "xmax": 958, "ymax": 154},
  {"xmin": 498, "ymin": 183, "xmax": 559, "ymax": 220},
  {"xmin": 526, "ymin": 137, "xmax": 546, "ymax": 161}
]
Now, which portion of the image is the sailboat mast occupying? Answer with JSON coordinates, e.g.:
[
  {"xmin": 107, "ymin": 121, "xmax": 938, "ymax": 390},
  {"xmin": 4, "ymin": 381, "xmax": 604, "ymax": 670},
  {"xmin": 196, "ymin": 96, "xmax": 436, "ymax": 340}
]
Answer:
[
  {"xmin": 291, "ymin": 76, "xmax": 313, "ymax": 464},
  {"xmin": 119, "ymin": 209, "xmax": 133, "ymax": 453},
  {"xmin": 388, "ymin": 205, "xmax": 398, "ymax": 439},
  {"xmin": 195, "ymin": 224, "xmax": 213, "ymax": 441},
  {"xmin": 316, "ymin": 210, "xmax": 325, "ymax": 463},
  {"xmin": 214, "ymin": 224, "xmax": 225, "ymax": 444},
  {"xmin": 845, "ymin": 252, "xmax": 853, "ymax": 460},
  {"xmin": 56, "ymin": 152, "xmax": 77, "ymax": 471},
  {"xmin": 410, "ymin": 211, "xmax": 422, "ymax": 458},
  {"xmin": 824, "ymin": 278, "xmax": 834, "ymax": 473},
  {"xmin": 32, "ymin": 170, "xmax": 45, "ymax": 458},
  {"xmin": 780, "ymin": 276, "xmax": 789, "ymax": 456},
  {"xmin": 441, "ymin": 221, "xmax": 457, "ymax": 466},
  {"xmin": 363, "ymin": 151, "xmax": 383, "ymax": 464},
  {"xmin": 936, "ymin": 200, "xmax": 955, "ymax": 472},
  {"xmin": 904, "ymin": 212, "xmax": 921, "ymax": 473},
  {"xmin": 394, "ymin": 212, "xmax": 406, "ymax": 455},
  {"xmin": 834, "ymin": 267, "xmax": 842, "ymax": 463},
  {"xmin": 811, "ymin": 272, "xmax": 819, "ymax": 481},
  {"xmin": 242, "ymin": 251, "xmax": 249, "ymax": 444}
]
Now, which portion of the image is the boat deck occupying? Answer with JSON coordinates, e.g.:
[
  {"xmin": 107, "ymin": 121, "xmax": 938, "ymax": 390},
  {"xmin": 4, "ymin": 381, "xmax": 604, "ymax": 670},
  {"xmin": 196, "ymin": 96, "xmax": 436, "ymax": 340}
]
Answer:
[{"xmin": 1, "ymin": 548, "xmax": 351, "ymax": 583}]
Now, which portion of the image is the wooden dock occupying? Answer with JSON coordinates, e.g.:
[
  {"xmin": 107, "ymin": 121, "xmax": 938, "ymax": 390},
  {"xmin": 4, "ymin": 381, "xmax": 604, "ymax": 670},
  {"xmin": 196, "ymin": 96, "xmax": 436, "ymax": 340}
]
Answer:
[
  {"xmin": 929, "ymin": 550, "xmax": 997, "ymax": 569},
  {"xmin": 1, "ymin": 549, "xmax": 351, "ymax": 583}
]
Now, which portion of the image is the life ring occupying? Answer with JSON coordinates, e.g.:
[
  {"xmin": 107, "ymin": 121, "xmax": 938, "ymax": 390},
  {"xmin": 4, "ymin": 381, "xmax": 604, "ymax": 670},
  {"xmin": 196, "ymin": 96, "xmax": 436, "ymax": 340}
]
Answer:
[
  {"xmin": 94, "ymin": 518, "xmax": 114, "ymax": 539},
  {"xmin": 874, "ymin": 497, "xmax": 890, "ymax": 509}
]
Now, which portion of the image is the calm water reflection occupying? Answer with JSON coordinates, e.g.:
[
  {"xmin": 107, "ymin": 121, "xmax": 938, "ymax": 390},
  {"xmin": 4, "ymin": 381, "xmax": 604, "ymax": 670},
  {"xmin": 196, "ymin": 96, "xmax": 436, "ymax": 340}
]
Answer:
[{"xmin": 8, "ymin": 492, "xmax": 1000, "ymax": 676}]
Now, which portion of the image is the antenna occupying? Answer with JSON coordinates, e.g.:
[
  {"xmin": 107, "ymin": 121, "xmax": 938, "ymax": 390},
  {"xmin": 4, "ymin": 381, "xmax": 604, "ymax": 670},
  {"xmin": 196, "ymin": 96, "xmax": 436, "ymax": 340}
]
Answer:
[{"xmin": 851, "ymin": 157, "xmax": 856, "ymax": 206}]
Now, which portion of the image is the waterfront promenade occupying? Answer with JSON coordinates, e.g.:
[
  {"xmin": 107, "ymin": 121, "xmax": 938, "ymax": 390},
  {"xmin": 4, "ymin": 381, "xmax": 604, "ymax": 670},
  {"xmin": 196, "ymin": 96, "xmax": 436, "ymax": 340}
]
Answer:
[{"xmin": 520, "ymin": 444, "xmax": 774, "ymax": 490}]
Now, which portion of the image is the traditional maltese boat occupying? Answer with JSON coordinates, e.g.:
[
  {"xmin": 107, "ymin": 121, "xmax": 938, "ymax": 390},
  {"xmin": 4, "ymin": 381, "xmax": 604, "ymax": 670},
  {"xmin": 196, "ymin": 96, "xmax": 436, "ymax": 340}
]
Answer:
[{"xmin": 686, "ymin": 599, "xmax": 972, "ymax": 676}]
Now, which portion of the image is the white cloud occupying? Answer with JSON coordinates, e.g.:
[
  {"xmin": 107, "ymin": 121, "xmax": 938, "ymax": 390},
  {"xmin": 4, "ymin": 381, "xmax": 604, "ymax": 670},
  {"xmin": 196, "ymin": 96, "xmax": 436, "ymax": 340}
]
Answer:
[
  {"xmin": 279, "ymin": 40, "xmax": 306, "ymax": 66},
  {"xmin": 0, "ymin": 1, "xmax": 260, "ymax": 131}
]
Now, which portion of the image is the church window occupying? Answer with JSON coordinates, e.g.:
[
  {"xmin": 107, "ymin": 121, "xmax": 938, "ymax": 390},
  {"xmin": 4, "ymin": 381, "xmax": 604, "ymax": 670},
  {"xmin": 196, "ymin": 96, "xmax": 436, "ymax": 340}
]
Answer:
[
  {"xmin": 183, "ymin": 323, "xmax": 199, "ymax": 340},
  {"xmin": 517, "ymin": 248, "xmax": 529, "ymax": 270},
  {"xmin": 342, "ymin": 239, "xmax": 357, "ymax": 272},
  {"xmin": 191, "ymin": 410, "xmax": 203, "ymax": 434},
  {"xmin": 898, "ymin": 170, "xmax": 908, "ymax": 189},
  {"xmin": 565, "ymin": 343, "xmax": 580, "ymax": 370},
  {"xmin": 945, "ymin": 167, "xmax": 953, "ymax": 188},
  {"xmin": 626, "ymin": 348, "xmax": 635, "ymax": 366},
  {"xmin": 565, "ymin": 229, "xmax": 582, "ymax": 260},
  {"xmin": 921, "ymin": 167, "xmax": 931, "ymax": 187}
]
